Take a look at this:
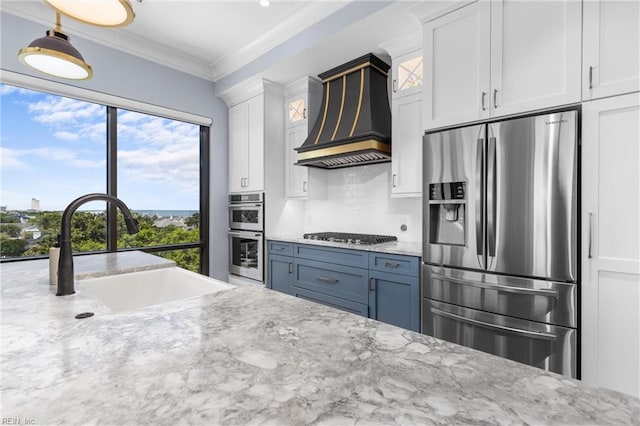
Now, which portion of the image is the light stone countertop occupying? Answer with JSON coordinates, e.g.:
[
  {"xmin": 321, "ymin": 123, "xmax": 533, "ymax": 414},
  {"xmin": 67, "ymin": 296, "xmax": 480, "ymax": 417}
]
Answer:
[
  {"xmin": 267, "ymin": 235, "xmax": 422, "ymax": 257},
  {"xmin": 2, "ymin": 252, "xmax": 639, "ymax": 425}
]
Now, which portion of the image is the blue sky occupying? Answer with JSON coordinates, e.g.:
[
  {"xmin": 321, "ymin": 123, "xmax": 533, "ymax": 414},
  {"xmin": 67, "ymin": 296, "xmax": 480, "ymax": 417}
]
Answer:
[{"xmin": 0, "ymin": 84, "xmax": 199, "ymax": 211}]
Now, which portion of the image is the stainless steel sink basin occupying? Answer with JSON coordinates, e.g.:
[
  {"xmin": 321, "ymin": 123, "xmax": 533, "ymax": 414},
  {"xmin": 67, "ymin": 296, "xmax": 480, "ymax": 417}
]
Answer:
[{"xmin": 78, "ymin": 267, "xmax": 234, "ymax": 312}]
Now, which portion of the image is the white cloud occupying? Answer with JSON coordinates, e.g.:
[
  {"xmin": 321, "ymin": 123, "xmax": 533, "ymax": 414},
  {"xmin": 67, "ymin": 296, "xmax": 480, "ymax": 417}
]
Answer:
[
  {"xmin": 0, "ymin": 147, "xmax": 30, "ymax": 170},
  {"xmin": 0, "ymin": 146, "xmax": 104, "ymax": 170},
  {"xmin": 54, "ymin": 131, "xmax": 80, "ymax": 141},
  {"xmin": 0, "ymin": 84, "xmax": 38, "ymax": 96}
]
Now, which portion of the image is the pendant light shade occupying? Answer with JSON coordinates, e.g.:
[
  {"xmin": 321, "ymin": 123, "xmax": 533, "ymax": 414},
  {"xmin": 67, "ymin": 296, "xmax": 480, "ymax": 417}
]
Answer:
[
  {"xmin": 45, "ymin": 0, "xmax": 135, "ymax": 27},
  {"xmin": 17, "ymin": 14, "xmax": 93, "ymax": 80}
]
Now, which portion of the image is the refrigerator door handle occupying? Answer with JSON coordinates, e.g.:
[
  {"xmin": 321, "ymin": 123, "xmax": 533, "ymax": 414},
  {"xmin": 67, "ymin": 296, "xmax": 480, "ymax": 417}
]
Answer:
[
  {"xmin": 476, "ymin": 137, "xmax": 485, "ymax": 269},
  {"xmin": 487, "ymin": 136, "xmax": 497, "ymax": 258}
]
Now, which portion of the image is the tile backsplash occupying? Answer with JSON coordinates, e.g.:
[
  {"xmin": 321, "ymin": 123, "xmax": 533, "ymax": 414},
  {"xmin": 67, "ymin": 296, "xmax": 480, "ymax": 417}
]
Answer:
[{"xmin": 303, "ymin": 163, "xmax": 422, "ymax": 242}]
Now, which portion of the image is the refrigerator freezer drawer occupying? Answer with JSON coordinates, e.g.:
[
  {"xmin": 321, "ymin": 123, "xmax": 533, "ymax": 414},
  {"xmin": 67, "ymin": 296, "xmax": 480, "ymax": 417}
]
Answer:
[
  {"xmin": 423, "ymin": 265, "xmax": 577, "ymax": 328},
  {"xmin": 423, "ymin": 299, "xmax": 577, "ymax": 378}
]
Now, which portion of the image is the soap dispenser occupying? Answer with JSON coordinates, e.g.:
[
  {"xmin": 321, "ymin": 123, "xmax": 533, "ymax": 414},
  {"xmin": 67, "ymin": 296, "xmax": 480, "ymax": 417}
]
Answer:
[{"xmin": 49, "ymin": 234, "xmax": 61, "ymax": 286}]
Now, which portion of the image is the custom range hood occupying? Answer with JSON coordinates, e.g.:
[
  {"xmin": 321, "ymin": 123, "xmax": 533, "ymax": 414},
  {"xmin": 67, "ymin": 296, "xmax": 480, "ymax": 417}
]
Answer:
[{"xmin": 295, "ymin": 53, "xmax": 391, "ymax": 169}]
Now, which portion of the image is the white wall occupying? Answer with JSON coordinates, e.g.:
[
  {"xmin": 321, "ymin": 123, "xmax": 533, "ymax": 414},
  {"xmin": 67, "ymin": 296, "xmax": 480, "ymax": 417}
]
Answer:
[
  {"xmin": 0, "ymin": 12, "xmax": 229, "ymax": 280},
  {"xmin": 304, "ymin": 163, "xmax": 422, "ymax": 242}
]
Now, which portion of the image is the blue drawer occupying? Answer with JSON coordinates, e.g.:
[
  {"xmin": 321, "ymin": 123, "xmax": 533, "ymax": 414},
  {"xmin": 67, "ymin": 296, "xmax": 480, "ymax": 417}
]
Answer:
[
  {"xmin": 369, "ymin": 252, "xmax": 420, "ymax": 277},
  {"xmin": 294, "ymin": 243, "xmax": 369, "ymax": 268},
  {"xmin": 294, "ymin": 287, "xmax": 368, "ymax": 317},
  {"xmin": 268, "ymin": 240, "xmax": 294, "ymax": 257},
  {"xmin": 293, "ymin": 258, "xmax": 368, "ymax": 304}
]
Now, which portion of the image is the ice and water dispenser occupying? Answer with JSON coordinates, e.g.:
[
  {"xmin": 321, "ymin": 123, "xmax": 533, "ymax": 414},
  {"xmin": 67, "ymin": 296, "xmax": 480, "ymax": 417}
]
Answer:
[{"xmin": 428, "ymin": 181, "xmax": 466, "ymax": 246}]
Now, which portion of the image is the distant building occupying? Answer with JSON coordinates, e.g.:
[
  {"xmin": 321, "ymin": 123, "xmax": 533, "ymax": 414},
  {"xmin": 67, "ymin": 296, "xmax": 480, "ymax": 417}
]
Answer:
[
  {"xmin": 30, "ymin": 198, "xmax": 40, "ymax": 211},
  {"xmin": 153, "ymin": 218, "xmax": 186, "ymax": 229},
  {"xmin": 21, "ymin": 225, "xmax": 41, "ymax": 240},
  {"xmin": 0, "ymin": 206, "xmax": 6, "ymax": 212}
]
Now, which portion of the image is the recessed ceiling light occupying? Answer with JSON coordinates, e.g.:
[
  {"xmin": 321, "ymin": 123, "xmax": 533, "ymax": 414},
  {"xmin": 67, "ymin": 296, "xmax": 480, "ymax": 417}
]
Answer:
[{"xmin": 260, "ymin": 0, "xmax": 270, "ymax": 7}]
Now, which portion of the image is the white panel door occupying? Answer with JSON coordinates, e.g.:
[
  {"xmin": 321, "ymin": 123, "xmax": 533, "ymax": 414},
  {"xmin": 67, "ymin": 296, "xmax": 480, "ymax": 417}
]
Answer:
[
  {"xmin": 285, "ymin": 124, "xmax": 309, "ymax": 198},
  {"xmin": 228, "ymin": 102, "xmax": 248, "ymax": 193},
  {"xmin": 583, "ymin": 0, "xmax": 640, "ymax": 100},
  {"xmin": 490, "ymin": 0, "xmax": 581, "ymax": 117},
  {"xmin": 423, "ymin": 1, "xmax": 490, "ymax": 130},
  {"xmin": 391, "ymin": 94, "xmax": 422, "ymax": 196},
  {"xmin": 245, "ymin": 94, "xmax": 264, "ymax": 193},
  {"xmin": 582, "ymin": 93, "xmax": 640, "ymax": 398}
]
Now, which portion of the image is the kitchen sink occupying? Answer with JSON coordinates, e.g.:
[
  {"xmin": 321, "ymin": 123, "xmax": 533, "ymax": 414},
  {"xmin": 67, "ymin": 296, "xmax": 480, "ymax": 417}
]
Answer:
[{"xmin": 78, "ymin": 267, "xmax": 234, "ymax": 313}]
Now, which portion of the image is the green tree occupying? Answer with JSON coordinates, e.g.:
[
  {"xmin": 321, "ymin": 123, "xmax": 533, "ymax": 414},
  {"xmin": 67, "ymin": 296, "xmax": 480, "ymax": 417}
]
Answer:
[
  {"xmin": 0, "ymin": 212, "xmax": 19, "ymax": 223},
  {"xmin": 0, "ymin": 237, "xmax": 27, "ymax": 257},
  {"xmin": 185, "ymin": 212, "xmax": 199, "ymax": 228},
  {"xmin": 0, "ymin": 223, "xmax": 21, "ymax": 238}
]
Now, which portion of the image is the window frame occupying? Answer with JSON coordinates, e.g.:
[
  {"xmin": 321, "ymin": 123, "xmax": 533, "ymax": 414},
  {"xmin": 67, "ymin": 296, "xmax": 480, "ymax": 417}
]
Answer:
[{"xmin": 0, "ymin": 79, "xmax": 210, "ymax": 275}]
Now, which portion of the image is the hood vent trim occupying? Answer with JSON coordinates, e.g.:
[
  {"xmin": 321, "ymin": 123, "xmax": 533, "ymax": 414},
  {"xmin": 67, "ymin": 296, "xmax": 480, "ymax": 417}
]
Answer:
[{"xmin": 295, "ymin": 53, "xmax": 391, "ymax": 169}]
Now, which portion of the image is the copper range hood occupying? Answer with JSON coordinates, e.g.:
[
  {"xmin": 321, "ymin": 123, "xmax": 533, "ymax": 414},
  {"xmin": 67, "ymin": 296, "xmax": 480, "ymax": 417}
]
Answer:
[{"xmin": 295, "ymin": 53, "xmax": 391, "ymax": 169}]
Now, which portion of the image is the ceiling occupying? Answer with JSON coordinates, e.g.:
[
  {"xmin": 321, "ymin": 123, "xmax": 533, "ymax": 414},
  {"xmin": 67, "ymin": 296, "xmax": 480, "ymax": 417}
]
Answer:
[{"xmin": 1, "ymin": 0, "xmax": 426, "ymax": 91}]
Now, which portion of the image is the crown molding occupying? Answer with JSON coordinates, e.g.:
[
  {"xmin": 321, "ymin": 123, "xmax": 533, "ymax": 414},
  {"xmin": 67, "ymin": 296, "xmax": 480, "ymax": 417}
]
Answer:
[
  {"xmin": 218, "ymin": 77, "xmax": 283, "ymax": 108},
  {"xmin": 378, "ymin": 31, "xmax": 422, "ymax": 59}
]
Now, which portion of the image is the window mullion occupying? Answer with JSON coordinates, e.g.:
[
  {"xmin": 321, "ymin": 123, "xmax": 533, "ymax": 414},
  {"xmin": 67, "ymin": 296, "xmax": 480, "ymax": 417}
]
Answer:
[{"xmin": 106, "ymin": 106, "xmax": 118, "ymax": 252}]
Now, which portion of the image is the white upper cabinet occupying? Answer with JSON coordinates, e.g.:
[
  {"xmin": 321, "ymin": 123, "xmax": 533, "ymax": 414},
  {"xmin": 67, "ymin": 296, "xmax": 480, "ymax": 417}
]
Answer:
[
  {"xmin": 392, "ymin": 50, "xmax": 424, "ymax": 99},
  {"xmin": 423, "ymin": 1, "xmax": 491, "ymax": 129},
  {"xmin": 583, "ymin": 0, "xmax": 640, "ymax": 100},
  {"xmin": 283, "ymin": 77, "xmax": 325, "ymax": 199},
  {"xmin": 228, "ymin": 94, "xmax": 264, "ymax": 193},
  {"xmin": 391, "ymin": 93, "xmax": 422, "ymax": 196},
  {"xmin": 581, "ymin": 93, "xmax": 640, "ymax": 398},
  {"xmin": 490, "ymin": 0, "xmax": 581, "ymax": 116},
  {"xmin": 423, "ymin": 0, "xmax": 581, "ymax": 130}
]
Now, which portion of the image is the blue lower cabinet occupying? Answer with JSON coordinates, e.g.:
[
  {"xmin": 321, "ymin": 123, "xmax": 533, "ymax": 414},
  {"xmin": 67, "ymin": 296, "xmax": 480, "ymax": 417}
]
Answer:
[
  {"xmin": 294, "ymin": 258, "xmax": 369, "ymax": 304},
  {"xmin": 267, "ymin": 254, "xmax": 294, "ymax": 295},
  {"xmin": 294, "ymin": 287, "xmax": 369, "ymax": 316},
  {"xmin": 368, "ymin": 270, "xmax": 420, "ymax": 332}
]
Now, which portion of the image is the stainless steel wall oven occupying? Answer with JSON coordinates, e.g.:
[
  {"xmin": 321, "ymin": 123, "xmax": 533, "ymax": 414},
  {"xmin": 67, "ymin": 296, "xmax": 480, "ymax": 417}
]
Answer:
[{"xmin": 228, "ymin": 193, "xmax": 264, "ymax": 281}]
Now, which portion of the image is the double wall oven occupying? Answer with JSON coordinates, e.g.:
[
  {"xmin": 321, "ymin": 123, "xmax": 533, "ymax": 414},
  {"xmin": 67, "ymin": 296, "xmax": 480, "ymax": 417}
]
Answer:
[
  {"xmin": 228, "ymin": 193, "xmax": 263, "ymax": 281},
  {"xmin": 422, "ymin": 110, "xmax": 579, "ymax": 378}
]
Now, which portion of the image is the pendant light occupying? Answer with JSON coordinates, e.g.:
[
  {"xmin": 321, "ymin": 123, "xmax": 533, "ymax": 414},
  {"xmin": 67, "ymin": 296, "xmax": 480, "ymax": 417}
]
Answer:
[
  {"xmin": 44, "ymin": 0, "xmax": 135, "ymax": 28},
  {"xmin": 17, "ymin": 12, "xmax": 93, "ymax": 80}
]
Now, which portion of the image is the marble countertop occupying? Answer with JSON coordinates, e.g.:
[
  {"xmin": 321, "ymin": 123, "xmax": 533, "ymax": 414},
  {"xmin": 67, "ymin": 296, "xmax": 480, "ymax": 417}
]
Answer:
[
  {"xmin": 2, "ymin": 252, "xmax": 639, "ymax": 425},
  {"xmin": 267, "ymin": 235, "xmax": 422, "ymax": 257}
]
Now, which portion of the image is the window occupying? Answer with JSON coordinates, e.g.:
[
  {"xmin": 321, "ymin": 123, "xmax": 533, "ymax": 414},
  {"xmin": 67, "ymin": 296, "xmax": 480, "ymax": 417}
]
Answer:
[{"xmin": 0, "ymin": 84, "xmax": 209, "ymax": 274}]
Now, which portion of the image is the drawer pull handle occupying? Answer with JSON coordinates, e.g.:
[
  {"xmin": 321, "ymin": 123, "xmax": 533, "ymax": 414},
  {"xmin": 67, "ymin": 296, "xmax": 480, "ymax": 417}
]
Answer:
[
  {"xmin": 288, "ymin": 263, "xmax": 293, "ymax": 274},
  {"xmin": 384, "ymin": 262, "xmax": 400, "ymax": 268},
  {"xmin": 369, "ymin": 277, "xmax": 375, "ymax": 291},
  {"xmin": 316, "ymin": 276, "xmax": 338, "ymax": 284},
  {"xmin": 273, "ymin": 247, "xmax": 285, "ymax": 251}
]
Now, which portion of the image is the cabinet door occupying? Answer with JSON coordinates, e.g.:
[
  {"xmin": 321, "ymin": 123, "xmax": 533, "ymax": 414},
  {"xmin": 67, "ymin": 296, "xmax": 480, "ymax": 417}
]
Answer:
[
  {"xmin": 228, "ymin": 102, "xmax": 248, "ymax": 193},
  {"xmin": 392, "ymin": 50, "xmax": 424, "ymax": 99},
  {"xmin": 582, "ymin": 93, "xmax": 640, "ymax": 398},
  {"xmin": 391, "ymin": 94, "xmax": 422, "ymax": 196},
  {"xmin": 490, "ymin": 0, "xmax": 581, "ymax": 117},
  {"xmin": 285, "ymin": 124, "xmax": 309, "ymax": 198},
  {"xmin": 285, "ymin": 93, "xmax": 308, "ymax": 127},
  {"xmin": 267, "ymin": 254, "xmax": 294, "ymax": 295},
  {"xmin": 369, "ymin": 271, "xmax": 420, "ymax": 332},
  {"xmin": 245, "ymin": 94, "xmax": 264, "ymax": 192},
  {"xmin": 423, "ymin": 1, "xmax": 490, "ymax": 130},
  {"xmin": 583, "ymin": 0, "xmax": 640, "ymax": 100}
]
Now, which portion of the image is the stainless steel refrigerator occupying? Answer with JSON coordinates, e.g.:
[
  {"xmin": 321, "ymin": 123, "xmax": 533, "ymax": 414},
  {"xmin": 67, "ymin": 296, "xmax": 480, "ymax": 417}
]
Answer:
[{"xmin": 422, "ymin": 109, "xmax": 579, "ymax": 378}]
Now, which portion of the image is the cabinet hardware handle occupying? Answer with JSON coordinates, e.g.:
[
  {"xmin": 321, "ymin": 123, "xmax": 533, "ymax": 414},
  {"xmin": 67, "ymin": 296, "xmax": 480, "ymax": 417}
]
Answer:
[
  {"xmin": 493, "ymin": 89, "xmax": 498, "ymax": 109},
  {"xmin": 240, "ymin": 178, "xmax": 244, "ymax": 187},
  {"xmin": 589, "ymin": 66, "xmax": 593, "ymax": 90},
  {"xmin": 273, "ymin": 247, "xmax": 284, "ymax": 251},
  {"xmin": 392, "ymin": 79, "xmax": 398, "ymax": 93},
  {"xmin": 481, "ymin": 92, "xmax": 486, "ymax": 111},
  {"xmin": 392, "ymin": 174, "xmax": 397, "ymax": 188},
  {"xmin": 303, "ymin": 108, "xmax": 307, "ymax": 119},
  {"xmin": 369, "ymin": 277, "xmax": 375, "ymax": 291},
  {"xmin": 303, "ymin": 181, "xmax": 307, "ymax": 192},
  {"xmin": 588, "ymin": 212, "xmax": 593, "ymax": 259},
  {"xmin": 316, "ymin": 276, "xmax": 338, "ymax": 284},
  {"xmin": 288, "ymin": 263, "xmax": 293, "ymax": 274},
  {"xmin": 384, "ymin": 262, "xmax": 400, "ymax": 268}
]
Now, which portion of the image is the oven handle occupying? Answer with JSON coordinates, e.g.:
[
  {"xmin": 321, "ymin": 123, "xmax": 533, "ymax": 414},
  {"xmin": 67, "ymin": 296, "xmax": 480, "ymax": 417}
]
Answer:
[
  {"xmin": 227, "ymin": 203, "xmax": 264, "ymax": 208},
  {"xmin": 227, "ymin": 230, "xmax": 263, "ymax": 238},
  {"xmin": 431, "ymin": 272, "xmax": 558, "ymax": 298},
  {"xmin": 431, "ymin": 307, "xmax": 557, "ymax": 341}
]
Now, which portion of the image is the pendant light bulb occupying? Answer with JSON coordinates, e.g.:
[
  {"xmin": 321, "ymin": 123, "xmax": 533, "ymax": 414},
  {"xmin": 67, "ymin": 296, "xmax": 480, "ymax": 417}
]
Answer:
[
  {"xmin": 17, "ymin": 12, "xmax": 93, "ymax": 80},
  {"xmin": 45, "ymin": 0, "xmax": 135, "ymax": 27}
]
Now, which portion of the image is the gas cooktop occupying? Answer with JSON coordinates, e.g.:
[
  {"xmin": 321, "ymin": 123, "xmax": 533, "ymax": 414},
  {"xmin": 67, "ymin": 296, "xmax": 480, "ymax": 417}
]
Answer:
[{"xmin": 303, "ymin": 232, "xmax": 397, "ymax": 245}]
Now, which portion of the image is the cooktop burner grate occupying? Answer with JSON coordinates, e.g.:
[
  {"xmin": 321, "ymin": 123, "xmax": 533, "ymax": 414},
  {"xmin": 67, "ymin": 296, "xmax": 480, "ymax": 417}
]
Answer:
[{"xmin": 303, "ymin": 232, "xmax": 397, "ymax": 245}]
